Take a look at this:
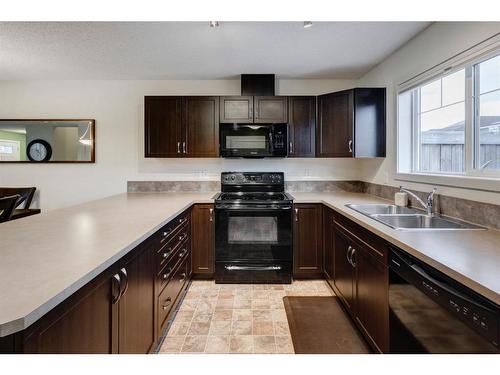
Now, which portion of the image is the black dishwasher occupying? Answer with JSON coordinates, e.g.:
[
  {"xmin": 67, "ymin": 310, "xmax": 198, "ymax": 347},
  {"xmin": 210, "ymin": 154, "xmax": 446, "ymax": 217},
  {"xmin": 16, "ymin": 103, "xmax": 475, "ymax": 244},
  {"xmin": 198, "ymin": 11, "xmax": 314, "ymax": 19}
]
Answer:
[{"xmin": 389, "ymin": 247, "xmax": 499, "ymax": 353}]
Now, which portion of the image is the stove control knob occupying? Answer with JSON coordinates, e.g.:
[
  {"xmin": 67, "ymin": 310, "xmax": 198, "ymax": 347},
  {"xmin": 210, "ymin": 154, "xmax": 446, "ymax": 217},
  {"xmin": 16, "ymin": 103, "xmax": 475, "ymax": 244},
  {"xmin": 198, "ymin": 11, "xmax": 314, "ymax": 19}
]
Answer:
[{"xmin": 231, "ymin": 175, "xmax": 235, "ymax": 181}]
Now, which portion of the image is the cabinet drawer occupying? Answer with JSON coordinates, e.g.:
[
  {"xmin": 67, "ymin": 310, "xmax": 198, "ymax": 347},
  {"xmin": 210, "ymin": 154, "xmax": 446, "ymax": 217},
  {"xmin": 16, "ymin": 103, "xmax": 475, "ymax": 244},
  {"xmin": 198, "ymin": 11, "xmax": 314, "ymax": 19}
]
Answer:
[
  {"xmin": 156, "ymin": 222, "xmax": 190, "ymax": 272},
  {"xmin": 158, "ymin": 255, "xmax": 190, "ymax": 332},
  {"xmin": 153, "ymin": 211, "xmax": 190, "ymax": 250},
  {"xmin": 334, "ymin": 214, "xmax": 388, "ymax": 263},
  {"xmin": 158, "ymin": 239, "xmax": 190, "ymax": 291}
]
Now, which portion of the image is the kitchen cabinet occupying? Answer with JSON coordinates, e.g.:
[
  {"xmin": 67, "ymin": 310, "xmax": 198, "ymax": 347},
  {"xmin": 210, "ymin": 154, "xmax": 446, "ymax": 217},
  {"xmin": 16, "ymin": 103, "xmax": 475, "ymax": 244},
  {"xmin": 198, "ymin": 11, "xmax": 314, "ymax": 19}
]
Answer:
[
  {"xmin": 288, "ymin": 96, "xmax": 316, "ymax": 157},
  {"xmin": 183, "ymin": 96, "xmax": 219, "ymax": 157},
  {"xmin": 118, "ymin": 245, "xmax": 155, "ymax": 354},
  {"xmin": 323, "ymin": 206, "xmax": 335, "ymax": 287},
  {"xmin": 332, "ymin": 215, "xmax": 389, "ymax": 353},
  {"xmin": 145, "ymin": 96, "xmax": 182, "ymax": 157},
  {"xmin": 317, "ymin": 88, "xmax": 386, "ymax": 158},
  {"xmin": 219, "ymin": 96, "xmax": 253, "ymax": 123},
  {"xmin": 22, "ymin": 265, "xmax": 119, "ymax": 354},
  {"xmin": 293, "ymin": 204, "xmax": 323, "ymax": 278},
  {"xmin": 6, "ymin": 209, "xmax": 193, "ymax": 354},
  {"xmin": 191, "ymin": 204, "xmax": 215, "ymax": 276},
  {"xmin": 254, "ymin": 96, "xmax": 288, "ymax": 123},
  {"xmin": 220, "ymin": 96, "xmax": 288, "ymax": 124},
  {"xmin": 145, "ymin": 96, "xmax": 219, "ymax": 157}
]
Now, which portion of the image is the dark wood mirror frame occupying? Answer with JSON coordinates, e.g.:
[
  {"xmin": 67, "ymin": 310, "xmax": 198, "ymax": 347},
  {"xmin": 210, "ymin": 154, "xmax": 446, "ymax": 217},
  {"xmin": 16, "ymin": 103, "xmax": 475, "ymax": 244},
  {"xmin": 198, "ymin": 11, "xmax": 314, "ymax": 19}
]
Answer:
[{"xmin": 0, "ymin": 119, "xmax": 95, "ymax": 163}]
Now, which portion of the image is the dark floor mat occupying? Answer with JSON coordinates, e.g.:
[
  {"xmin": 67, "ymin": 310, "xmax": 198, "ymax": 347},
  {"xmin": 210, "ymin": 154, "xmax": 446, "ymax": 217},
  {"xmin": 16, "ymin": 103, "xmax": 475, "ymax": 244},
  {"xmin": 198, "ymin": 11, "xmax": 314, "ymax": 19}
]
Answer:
[{"xmin": 283, "ymin": 296, "xmax": 371, "ymax": 354}]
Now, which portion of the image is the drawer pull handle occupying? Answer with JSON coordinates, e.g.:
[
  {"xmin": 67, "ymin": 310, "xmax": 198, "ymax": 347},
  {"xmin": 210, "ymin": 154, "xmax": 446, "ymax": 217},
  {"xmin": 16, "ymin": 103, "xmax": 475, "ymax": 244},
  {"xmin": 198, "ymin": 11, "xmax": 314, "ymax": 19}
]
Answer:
[
  {"xmin": 162, "ymin": 297, "xmax": 172, "ymax": 310},
  {"xmin": 162, "ymin": 268, "xmax": 172, "ymax": 279},
  {"xmin": 179, "ymin": 249, "xmax": 187, "ymax": 258},
  {"xmin": 162, "ymin": 249, "xmax": 172, "ymax": 259},
  {"xmin": 180, "ymin": 272, "xmax": 187, "ymax": 281},
  {"xmin": 178, "ymin": 233, "xmax": 188, "ymax": 241}
]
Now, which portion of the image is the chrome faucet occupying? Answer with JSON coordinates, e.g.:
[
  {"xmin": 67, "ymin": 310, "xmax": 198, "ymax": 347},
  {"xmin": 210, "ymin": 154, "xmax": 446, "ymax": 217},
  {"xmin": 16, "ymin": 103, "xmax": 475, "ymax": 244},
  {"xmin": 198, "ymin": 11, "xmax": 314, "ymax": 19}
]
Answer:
[{"xmin": 399, "ymin": 186, "xmax": 437, "ymax": 216}]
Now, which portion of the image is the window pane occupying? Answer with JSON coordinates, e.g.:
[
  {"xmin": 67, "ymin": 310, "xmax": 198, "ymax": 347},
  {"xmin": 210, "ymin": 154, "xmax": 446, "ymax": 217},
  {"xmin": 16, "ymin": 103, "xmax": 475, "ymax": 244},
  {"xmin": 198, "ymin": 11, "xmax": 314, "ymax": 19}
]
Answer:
[
  {"xmin": 478, "ymin": 90, "xmax": 500, "ymax": 170},
  {"xmin": 442, "ymin": 69, "xmax": 465, "ymax": 105},
  {"xmin": 419, "ymin": 102, "xmax": 465, "ymax": 173},
  {"xmin": 478, "ymin": 54, "xmax": 500, "ymax": 94},
  {"xmin": 420, "ymin": 79, "xmax": 441, "ymax": 112}
]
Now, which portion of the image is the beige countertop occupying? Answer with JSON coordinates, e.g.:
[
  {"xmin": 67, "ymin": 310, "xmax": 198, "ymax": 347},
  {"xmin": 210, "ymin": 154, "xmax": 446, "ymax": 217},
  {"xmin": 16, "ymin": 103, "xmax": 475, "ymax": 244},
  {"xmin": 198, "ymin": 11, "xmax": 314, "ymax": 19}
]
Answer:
[
  {"xmin": 1, "ymin": 190, "xmax": 499, "ymax": 338},
  {"xmin": 291, "ymin": 192, "xmax": 500, "ymax": 306},
  {"xmin": 0, "ymin": 192, "xmax": 216, "ymax": 337}
]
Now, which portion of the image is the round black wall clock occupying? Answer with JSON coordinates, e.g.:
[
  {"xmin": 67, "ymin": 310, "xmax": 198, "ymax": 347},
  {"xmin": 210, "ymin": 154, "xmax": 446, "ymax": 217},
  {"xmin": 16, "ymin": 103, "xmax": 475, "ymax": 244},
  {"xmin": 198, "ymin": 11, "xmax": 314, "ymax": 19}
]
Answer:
[{"xmin": 27, "ymin": 139, "xmax": 52, "ymax": 162}]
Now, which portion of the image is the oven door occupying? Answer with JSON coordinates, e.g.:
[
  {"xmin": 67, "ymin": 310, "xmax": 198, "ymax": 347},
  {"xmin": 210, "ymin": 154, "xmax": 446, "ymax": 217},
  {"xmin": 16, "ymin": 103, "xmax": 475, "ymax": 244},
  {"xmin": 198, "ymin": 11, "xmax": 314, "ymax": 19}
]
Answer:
[
  {"xmin": 215, "ymin": 204, "xmax": 292, "ymax": 262},
  {"xmin": 220, "ymin": 124, "xmax": 272, "ymax": 157}
]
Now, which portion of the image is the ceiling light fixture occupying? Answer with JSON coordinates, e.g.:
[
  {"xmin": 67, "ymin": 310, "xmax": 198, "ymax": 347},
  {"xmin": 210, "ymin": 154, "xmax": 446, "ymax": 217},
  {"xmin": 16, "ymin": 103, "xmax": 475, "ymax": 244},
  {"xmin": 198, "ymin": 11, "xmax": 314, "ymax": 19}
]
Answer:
[
  {"xmin": 209, "ymin": 21, "xmax": 220, "ymax": 28},
  {"xmin": 303, "ymin": 21, "xmax": 313, "ymax": 29}
]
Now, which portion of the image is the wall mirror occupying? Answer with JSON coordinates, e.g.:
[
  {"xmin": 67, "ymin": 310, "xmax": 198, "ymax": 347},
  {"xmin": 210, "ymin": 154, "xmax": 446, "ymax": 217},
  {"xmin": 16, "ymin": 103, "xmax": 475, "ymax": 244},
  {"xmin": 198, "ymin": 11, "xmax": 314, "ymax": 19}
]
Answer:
[{"xmin": 0, "ymin": 119, "xmax": 95, "ymax": 163}]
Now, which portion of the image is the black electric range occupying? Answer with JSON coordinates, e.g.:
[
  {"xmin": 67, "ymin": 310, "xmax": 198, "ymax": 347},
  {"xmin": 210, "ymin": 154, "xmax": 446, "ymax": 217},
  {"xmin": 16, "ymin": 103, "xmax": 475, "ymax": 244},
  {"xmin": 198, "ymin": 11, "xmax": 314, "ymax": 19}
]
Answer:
[{"xmin": 214, "ymin": 172, "xmax": 293, "ymax": 284}]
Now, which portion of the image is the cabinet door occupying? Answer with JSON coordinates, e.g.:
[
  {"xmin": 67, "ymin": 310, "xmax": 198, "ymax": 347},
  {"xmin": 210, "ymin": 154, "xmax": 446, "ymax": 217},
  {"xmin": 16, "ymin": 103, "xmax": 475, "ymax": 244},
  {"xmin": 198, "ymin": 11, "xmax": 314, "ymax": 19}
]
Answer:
[
  {"xmin": 354, "ymin": 245, "xmax": 389, "ymax": 352},
  {"xmin": 323, "ymin": 207, "xmax": 335, "ymax": 286},
  {"xmin": 145, "ymin": 96, "xmax": 183, "ymax": 157},
  {"xmin": 183, "ymin": 96, "xmax": 220, "ymax": 157},
  {"xmin": 288, "ymin": 96, "xmax": 316, "ymax": 157},
  {"xmin": 353, "ymin": 88, "xmax": 386, "ymax": 157},
  {"xmin": 254, "ymin": 96, "xmax": 288, "ymax": 123},
  {"xmin": 333, "ymin": 227, "xmax": 354, "ymax": 310},
  {"xmin": 219, "ymin": 96, "xmax": 253, "ymax": 123},
  {"xmin": 23, "ymin": 269, "xmax": 119, "ymax": 354},
  {"xmin": 317, "ymin": 90, "xmax": 353, "ymax": 157},
  {"xmin": 118, "ymin": 245, "xmax": 155, "ymax": 354},
  {"xmin": 293, "ymin": 204, "xmax": 323, "ymax": 277},
  {"xmin": 192, "ymin": 204, "xmax": 215, "ymax": 275}
]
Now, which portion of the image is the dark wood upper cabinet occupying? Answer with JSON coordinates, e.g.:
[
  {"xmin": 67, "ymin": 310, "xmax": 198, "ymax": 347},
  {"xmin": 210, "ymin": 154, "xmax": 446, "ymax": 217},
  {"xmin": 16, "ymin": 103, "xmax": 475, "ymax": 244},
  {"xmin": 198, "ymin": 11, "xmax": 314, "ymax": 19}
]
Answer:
[
  {"xmin": 293, "ymin": 204, "xmax": 323, "ymax": 278},
  {"xmin": 219, "ymin": 96, "xmax": 253, "ymax": 123},
  {"xmin": 317, "ymin": 90, "xmax": 353, "ymax": 157},
  {"xmin": 183, "ymin": 96, "xmax": 219, "ymax": 157},
  {"xmin": 317, "ymin": 88, "xmax": 386, "ymax": 158},
  {"xmin": 288, "ymin": 96, "xmax": 316, "ymax": 157},
  {"xmin": 191, "ymin": 204, "xmax": 215, "ymax": 276},
  {"xmin": 118, "ymin": 245, "xmax": 155, "ymax": 354},
  {"xmin": 144, "ymin": 96, "xmax": 182, "ymax": 157},
  {"xmin": 254, "ymin": 96, "xmax": 288, "ymax": 123}
]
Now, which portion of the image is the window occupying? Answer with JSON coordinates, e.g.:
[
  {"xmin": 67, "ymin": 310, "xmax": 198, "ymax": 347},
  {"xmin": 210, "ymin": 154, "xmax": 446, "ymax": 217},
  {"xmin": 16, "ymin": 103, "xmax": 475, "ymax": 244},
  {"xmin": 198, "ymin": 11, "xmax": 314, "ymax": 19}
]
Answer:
[{"xmin": 398, "ymin": 50, "xmax": 500, "ymax": 178}]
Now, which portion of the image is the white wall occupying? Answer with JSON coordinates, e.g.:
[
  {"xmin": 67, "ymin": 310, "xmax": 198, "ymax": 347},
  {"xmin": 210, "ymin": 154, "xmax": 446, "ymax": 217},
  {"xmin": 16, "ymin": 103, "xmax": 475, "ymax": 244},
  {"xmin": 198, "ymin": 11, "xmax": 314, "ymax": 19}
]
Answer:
[
  {"xmin": 358, "ymin": 22, "xmax": 500, "ymax": 204},
  {"xmin": 0, "ymin": 79, "xmax": 359, "ymax": 210}
]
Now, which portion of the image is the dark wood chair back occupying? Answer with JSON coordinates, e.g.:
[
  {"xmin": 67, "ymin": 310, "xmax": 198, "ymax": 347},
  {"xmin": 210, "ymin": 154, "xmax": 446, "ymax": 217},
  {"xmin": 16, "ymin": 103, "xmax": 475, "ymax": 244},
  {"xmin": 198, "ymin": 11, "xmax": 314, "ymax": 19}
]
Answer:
[
  {"xmin": 0, "ymin": 187, "xmax": 36, "ymax": 209},
  {"xmin": 0, "ymin": 195, "xmax": 20, "ymax": 223}
]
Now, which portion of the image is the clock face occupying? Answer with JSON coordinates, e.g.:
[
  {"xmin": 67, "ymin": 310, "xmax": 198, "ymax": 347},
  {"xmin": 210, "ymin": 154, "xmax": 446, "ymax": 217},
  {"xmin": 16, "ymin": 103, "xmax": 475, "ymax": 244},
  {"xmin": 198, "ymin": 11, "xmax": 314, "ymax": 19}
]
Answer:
[{"xmin": 27, "ymin": 139, "xmax": 52, "ymax": 162}]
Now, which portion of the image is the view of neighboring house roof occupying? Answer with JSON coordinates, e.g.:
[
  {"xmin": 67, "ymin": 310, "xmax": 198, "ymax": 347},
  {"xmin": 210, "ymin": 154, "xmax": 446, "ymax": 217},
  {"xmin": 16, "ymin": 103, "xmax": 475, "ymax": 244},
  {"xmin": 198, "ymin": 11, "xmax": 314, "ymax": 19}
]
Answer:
[{"xmin": 422, "ymin": 116, "xmax": 500, "ymax": 144}]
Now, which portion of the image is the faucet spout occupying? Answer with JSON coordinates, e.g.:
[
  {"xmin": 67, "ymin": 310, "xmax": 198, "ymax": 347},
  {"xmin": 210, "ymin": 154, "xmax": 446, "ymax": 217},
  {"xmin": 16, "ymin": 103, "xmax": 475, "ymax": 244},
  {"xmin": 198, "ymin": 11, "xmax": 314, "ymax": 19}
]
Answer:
[{"xmin": 399, "ymin": 186, "xmax": 437, "ymax": 216}]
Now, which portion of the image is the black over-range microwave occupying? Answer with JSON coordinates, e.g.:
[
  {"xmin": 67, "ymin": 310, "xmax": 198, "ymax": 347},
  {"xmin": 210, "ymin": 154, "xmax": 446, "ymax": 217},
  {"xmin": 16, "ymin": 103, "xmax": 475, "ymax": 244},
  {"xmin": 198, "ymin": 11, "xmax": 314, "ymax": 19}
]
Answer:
[{"xmin": 219, "ymin": 123, "xmax": 288, "ymax": 158}]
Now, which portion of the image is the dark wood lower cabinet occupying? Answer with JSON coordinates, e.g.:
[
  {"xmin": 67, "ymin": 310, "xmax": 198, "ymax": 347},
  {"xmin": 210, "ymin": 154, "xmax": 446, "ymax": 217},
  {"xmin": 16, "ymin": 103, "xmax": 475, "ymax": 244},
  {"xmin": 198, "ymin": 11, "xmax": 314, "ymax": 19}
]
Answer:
[
  {"xmin": 293, "ymin": 204, "xmax": 323, "ymax": 278},
  {"xmin": 118, "ymin": 245, "xmax": 155, "ymax": 354},
  {"xmin": 191, "ymin": 204, "xmax": 215, "ymax": 277},
  {"xmin": 333, "ymin": 226, "xmax": 355, "ymax": 310}
]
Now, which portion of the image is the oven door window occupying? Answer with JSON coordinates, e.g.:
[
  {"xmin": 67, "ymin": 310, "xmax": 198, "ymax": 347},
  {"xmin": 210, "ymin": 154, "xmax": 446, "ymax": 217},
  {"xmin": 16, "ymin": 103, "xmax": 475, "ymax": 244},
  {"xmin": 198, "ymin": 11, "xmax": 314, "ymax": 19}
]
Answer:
[
  {"xmin": 215, "ymin": 208, "xmax": 292, "ymax": 261},
  {"xmin": 228, "ymin": 216, "xmax": 278, "ymax": 244}
]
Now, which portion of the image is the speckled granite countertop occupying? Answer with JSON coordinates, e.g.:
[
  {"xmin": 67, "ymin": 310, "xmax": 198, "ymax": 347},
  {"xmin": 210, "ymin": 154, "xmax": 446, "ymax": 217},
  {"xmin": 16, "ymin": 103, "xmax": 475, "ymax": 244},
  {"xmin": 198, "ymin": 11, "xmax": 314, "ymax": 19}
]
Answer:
[
  {"xmin": 0, "ymin": 192, "xmax": 216, "ymax": 337},
  {"xmin": 292, "ymin": 192, "xmax": 500, "ymax": 306}
]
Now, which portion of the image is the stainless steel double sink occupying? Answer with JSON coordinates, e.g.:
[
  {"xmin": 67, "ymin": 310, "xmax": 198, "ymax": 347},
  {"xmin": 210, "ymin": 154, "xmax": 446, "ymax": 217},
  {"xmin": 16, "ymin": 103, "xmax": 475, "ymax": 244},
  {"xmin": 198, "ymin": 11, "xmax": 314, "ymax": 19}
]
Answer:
[{"xmin": 345, "ymin": 204, "xmax": 484, "ymax": 231}]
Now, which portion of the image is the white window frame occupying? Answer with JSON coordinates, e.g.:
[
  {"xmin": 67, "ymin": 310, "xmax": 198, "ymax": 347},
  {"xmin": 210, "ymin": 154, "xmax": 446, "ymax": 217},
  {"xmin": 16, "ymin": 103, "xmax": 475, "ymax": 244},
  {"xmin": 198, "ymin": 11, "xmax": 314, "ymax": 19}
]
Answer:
[{"xmin": 396, "ymin": 33, "xmax": 500, "ymax": 192}]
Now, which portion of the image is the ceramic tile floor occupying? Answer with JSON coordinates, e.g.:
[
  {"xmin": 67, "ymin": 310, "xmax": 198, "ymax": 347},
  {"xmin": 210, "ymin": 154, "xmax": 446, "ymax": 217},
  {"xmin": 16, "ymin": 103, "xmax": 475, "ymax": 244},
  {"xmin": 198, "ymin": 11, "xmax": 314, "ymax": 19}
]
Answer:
[{"xmin": 158, "ymin": 279, "xmax": 334, "ymax": 354}]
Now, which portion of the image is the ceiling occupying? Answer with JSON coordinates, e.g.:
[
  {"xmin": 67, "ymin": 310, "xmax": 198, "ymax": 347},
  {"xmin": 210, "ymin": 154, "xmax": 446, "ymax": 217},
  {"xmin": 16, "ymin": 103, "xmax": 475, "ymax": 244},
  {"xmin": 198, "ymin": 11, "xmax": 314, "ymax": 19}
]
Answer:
[{"xmin": 0, "ymin": 22, "xmax": 430, "ymax": 80}]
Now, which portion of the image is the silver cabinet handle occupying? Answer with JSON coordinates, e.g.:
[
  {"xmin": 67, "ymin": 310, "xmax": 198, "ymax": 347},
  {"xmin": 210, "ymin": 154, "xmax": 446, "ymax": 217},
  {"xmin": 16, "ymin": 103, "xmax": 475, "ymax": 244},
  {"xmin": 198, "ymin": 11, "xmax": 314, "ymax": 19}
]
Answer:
[
  {"xmin": 294, "ymin": 208, "xmax": 299, "ymax": 222},
  {"xmin": 225, "ymin": 265, "xmax": 282, "ymax": 271},
  {"xmin": 162, "ymin": 268, "xmax": 172, "ymax": 280},
  {"xmin": 180, "ymin": 272, "xmax": 187, "ymax": 281},
  {"xmin": 348, "ymin": 140, "xmax": 353, "ymax": 153},
  {"xmin": 209, "ymin": 208, "xmax": 213, "ymax": 222},
  {"xmin": 162, "ymin": 297, "xmax": 172, "ymax": 310},
  {"xmin": 346, "ymin": 245, "xmax": 353, "ymax": 266},
  {"xmin": 351, "ymin": 249, "xmax": 357, "ymax": 267},
  {"xmin": 177, "ymin": 142, "xmax": 181, "ymax": 154},
  {"xmin": 183, "ymin": 141, "xmax": 187, "ymax": 154},
  {"xmin": 178, "ymin": 232, "xmax": 188, "ymax": 241},
  {"xmin": 289, "ymin": 141, "xmax": 293, "ymax": 154},
  {"xmin": 111, "ymin": 273, "xmax": 121, "ymax": 304},
  {"xmin": 119, "ymin": 267, "xmax": 129, "ymax": 298},
  {"xmin": 179, "ymin": 248, "xmax": 187, "ymax": 258},
  {"xmin": 162, "ymin": 248, "xmax": 173, "ymax": 259}
]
